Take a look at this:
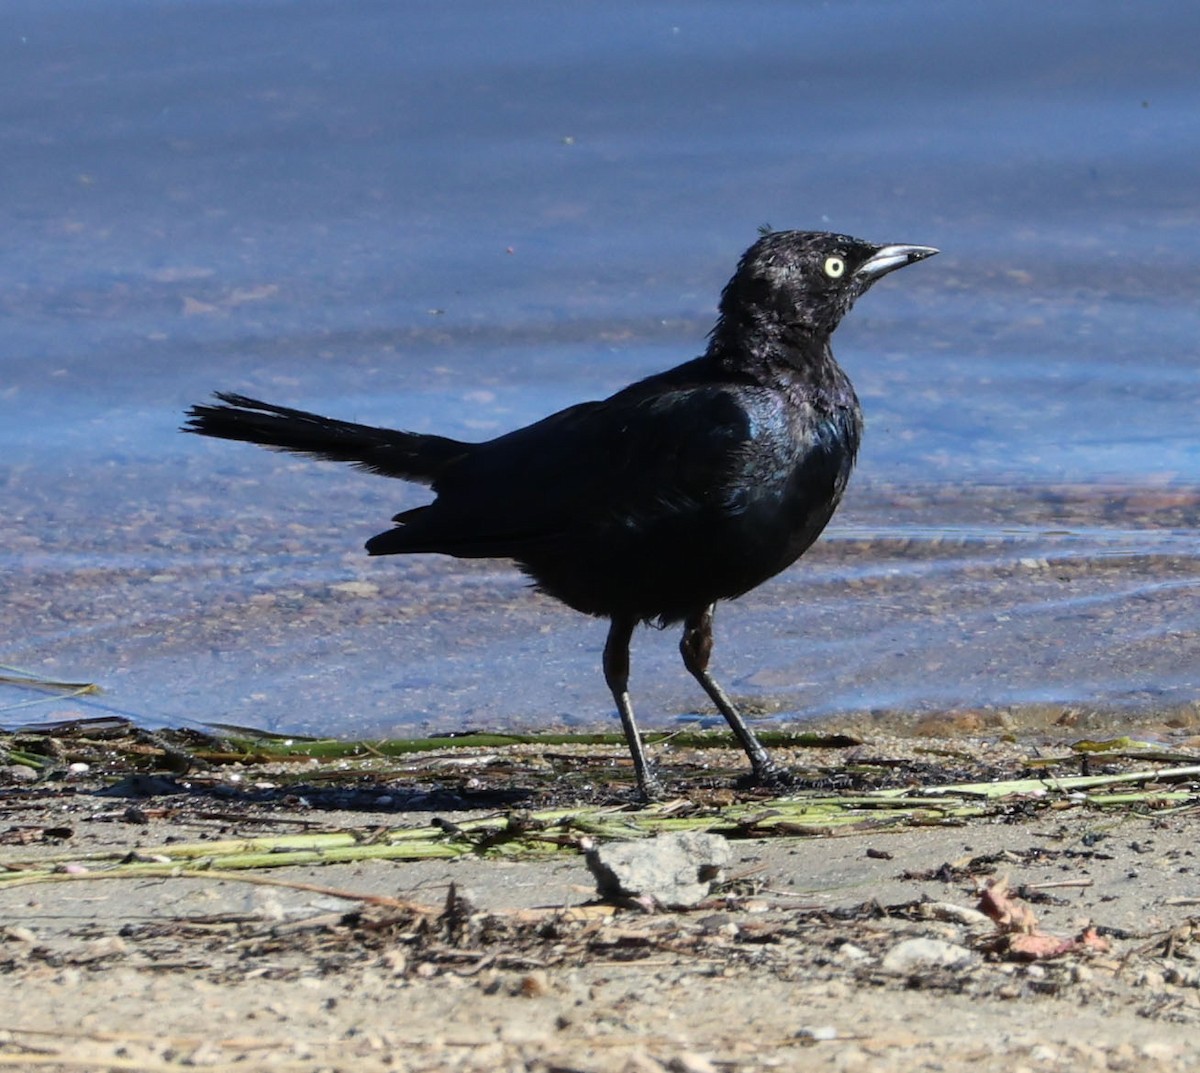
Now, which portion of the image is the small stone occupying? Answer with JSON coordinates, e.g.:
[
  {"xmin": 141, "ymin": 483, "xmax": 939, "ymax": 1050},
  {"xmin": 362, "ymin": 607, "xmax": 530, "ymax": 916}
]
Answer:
[
  {"xmin": 795, "ymin": 1025, "xmax": 838, "ymax": 1041},
  {"xmin": 667, "ymin": 1054, "xmax": 719, "ymax": 1073},
  {"xmin": 834, "ymin": 942, "xmax": 872, "ymax": 963},
  {"xmin": 586, "ymin": 831, "xmax": 732, "ymax": 908},
  {"xmin": 4, "ymin": 765, "xmax": 37, "ymax": 783},
  {"xmin": 880, "ymin": 937, "xmax": 974, "ymax": 974}
]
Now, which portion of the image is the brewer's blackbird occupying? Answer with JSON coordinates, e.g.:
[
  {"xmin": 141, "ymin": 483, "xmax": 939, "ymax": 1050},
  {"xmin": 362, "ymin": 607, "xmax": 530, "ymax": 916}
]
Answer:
[{"xmin": 185, "ymin": 230, "xmax": 936, "ymax": 797}]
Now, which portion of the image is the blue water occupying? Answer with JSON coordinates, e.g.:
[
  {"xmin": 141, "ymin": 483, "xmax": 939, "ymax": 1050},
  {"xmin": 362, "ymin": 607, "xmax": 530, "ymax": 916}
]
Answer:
[{"xmin": 3, "ymin": 1, "xmax": 1199, "ymax": 736}]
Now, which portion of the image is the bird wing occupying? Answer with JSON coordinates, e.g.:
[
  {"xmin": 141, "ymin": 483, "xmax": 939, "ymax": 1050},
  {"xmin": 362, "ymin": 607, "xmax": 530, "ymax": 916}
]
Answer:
[{"xmin": 373, "ymin": 380, "xmax": 773, "ymax": 557}]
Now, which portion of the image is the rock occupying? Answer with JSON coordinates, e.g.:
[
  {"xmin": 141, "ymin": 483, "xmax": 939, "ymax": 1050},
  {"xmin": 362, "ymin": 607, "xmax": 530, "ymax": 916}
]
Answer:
[
  {"xmin": 833, "ymin": 942, "xmax": 872, "ymax": 964},
  {"xmin": 880, "ymin": 936, "xmax": 974, "ymax": 974},
  {"xmin": 3, "ymin": 765, "xmax": 37, "ymax": 783},
  {"xmin": 795, "ymin": 1025, "xmax": 838, "ymax": 1041},
  {"xmin": 586, "ymin": 832, "xmax": 732, "ymax": 909}
]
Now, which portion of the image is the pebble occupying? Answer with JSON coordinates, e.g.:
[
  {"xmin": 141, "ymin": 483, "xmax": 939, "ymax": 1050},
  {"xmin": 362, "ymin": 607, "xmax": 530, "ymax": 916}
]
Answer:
[
  {"xmin": 3, "ymin": 765, "xmax": 37, "ymax": 783},
  {"xmin": 833, "ymin": 942, "xmax": 872, "ymax": 963},
  {"xmin": 880, "ymin": 937, "xmax": 974, "ymax": 974}
]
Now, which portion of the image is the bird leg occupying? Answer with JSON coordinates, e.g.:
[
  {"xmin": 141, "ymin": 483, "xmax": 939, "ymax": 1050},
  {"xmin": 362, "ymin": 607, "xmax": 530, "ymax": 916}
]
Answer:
[
  {"xmin": 680, "ymin": 605, "xmax": 791, "ymax": 787},
  {"xmin": 603, "ymin": 614, "xmax": 663, "ymax": 800}
]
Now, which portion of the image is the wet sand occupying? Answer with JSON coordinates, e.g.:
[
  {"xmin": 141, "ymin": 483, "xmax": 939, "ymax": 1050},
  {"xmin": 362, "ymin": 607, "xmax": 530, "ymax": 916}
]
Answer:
[{"xmin": 6, "ymin": 478, "xmax": 1200, "ymax": 742}]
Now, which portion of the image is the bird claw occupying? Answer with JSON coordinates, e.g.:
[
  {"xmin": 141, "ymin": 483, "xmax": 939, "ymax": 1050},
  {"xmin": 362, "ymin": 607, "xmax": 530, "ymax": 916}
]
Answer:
[
  {"xmin": 635, "ymin": 776, "xmax": 668, "ymax": 803},
  {"xmin": 750, "ymin": 763, "xmax": 796, "ymax": 790}
]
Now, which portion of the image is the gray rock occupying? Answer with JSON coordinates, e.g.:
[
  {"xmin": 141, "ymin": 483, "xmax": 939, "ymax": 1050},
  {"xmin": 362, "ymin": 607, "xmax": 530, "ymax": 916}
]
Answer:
[
  {"xmin": 881, "ymin": 936, "xmax": 975, "ymax": 974},
  {"xmin": 4, "ymin": 765, "xmax": 37, "ymax": 783},
  {"xmin": 586, "ymin": 831, "xmax": 732, "ymax": 909}
]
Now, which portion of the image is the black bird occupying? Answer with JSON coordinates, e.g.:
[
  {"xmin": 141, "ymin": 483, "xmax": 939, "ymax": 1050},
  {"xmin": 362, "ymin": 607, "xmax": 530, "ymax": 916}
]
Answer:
[{"xmin": 184, "ymin": 230, "xmax": 936, "ymax": 798}]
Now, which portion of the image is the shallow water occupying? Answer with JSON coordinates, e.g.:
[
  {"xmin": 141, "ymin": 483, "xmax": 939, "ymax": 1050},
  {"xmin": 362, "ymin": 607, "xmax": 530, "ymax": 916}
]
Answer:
[{"xmin": 3, "ymin": 1, "xmax": 1199, "ymax": 735}]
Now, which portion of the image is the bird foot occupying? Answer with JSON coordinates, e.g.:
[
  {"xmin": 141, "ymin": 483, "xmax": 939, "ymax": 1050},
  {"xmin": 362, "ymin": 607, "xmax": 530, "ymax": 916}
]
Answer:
[
  {"xmin": 635, "ymin": 776, "xmax": 669, "ymax": 803},
  {"xmin": 749, "ymin": 763, "xmax": 796, "ymax": 791}
]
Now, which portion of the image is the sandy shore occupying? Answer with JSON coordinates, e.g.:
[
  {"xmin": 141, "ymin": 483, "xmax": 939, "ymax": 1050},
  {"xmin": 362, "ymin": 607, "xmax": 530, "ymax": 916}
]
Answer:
[{"xmin": 2, "ymin": 725, "xmax": 1200, "ymax": 1072}]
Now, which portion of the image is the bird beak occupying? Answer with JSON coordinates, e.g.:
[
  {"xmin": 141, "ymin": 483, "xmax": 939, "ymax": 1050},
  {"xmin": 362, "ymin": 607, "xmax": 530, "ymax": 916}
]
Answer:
[{"xmin": 855, "ymin": 244, "xmax": 939, "ymax": 281}]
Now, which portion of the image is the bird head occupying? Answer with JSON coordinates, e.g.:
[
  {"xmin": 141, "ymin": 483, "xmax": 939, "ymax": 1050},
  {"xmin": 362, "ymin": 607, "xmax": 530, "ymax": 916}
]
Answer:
[{"xmin": 715, "ymin": 230, "xmax": 938, "ymax": 344}]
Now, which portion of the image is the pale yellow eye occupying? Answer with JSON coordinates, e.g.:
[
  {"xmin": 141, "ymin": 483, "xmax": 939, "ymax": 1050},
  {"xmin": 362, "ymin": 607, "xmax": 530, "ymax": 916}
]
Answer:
[{"xmin": 824, "ymin": 256, "xmax": 845, "ymax": 279}]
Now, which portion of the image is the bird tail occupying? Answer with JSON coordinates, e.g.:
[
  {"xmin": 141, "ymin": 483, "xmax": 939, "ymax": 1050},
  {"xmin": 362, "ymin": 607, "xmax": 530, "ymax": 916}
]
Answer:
[{"xmin": 182, "ymin": 392, "xmax": 467, "ymax": 484}]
